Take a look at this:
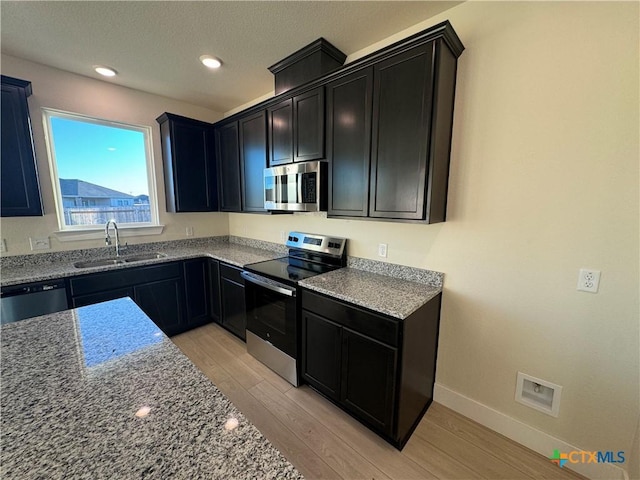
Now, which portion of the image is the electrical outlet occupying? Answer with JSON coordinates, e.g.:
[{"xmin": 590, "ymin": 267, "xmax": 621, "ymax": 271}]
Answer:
[
  {"xmin": 378, "ymin": 243, "xmax": 388, "ymax": 258},
  {"xmin": 0, "ymin": 239, "xmax": 6, "ymax": 253},
  {"xmin": 29, "ymin": 236, "xmax": 50, "ymax": 251},
  {"xmin": 577, "ymin": 268, "xmax": 600, "ymax": 293},
  {"xmin": 280, "ymin": 231, "xmax": 286, "ymax": 242},
  {"xmin": 186, "ymin": 226, "xmax": 194, "ymax": 237}
]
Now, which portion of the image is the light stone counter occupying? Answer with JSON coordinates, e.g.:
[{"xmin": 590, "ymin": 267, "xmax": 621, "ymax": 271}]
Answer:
[
  {"xmin": 0, "ymin": 237, "xmax": 285, "ymax": 287},
  {"xmin": 0, "ymin": 297, "xmax": 302, "ymax": 479},
  {"xmin": 299, "ymin": 267, "xmax": 442, "ymax": 319}
]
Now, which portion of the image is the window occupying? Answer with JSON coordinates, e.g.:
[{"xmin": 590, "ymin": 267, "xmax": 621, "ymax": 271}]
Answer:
[{"xmin": 43, "ymin": 109, "xmax": 159, "ymax": 233}]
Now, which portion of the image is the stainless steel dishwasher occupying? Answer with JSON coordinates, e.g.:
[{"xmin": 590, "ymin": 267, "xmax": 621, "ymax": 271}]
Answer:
[{"xmin": 1, "ymin": 280, "xmax": 68, "ymax": 324}]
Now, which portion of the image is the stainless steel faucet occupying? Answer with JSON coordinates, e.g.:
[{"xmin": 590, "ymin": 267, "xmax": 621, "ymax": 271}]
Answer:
[{"xmin": 105, "ymin": 220, "xmax": 120, "ymax": 256}]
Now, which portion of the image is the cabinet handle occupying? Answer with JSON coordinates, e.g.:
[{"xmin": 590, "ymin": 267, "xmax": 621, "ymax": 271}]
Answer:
[{"xmin": 240, "ymin": 271, "xmax": 296, "ymax": 297}]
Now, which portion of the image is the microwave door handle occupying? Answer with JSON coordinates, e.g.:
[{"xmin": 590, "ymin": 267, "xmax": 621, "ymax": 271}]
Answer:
[
  {"xmin": 297, "ymin": 173, "xmax": 303, "ymax": 203},
  {"xmin": 241, "ymin": 272, "xmax": 296, "ymax": 297}
]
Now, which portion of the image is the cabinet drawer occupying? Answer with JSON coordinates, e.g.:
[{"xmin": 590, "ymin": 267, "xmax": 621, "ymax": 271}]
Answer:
[
  {"xmin": 301, "ymin": 290, "xmax": 399, "ymax": 347},
  {"xmin": 220, "ymin": 263, "xmax": 244, "ymax": 284},
  {"xmin": 70, "ymin": 262, "xmax": 182, "ymax": 296}
]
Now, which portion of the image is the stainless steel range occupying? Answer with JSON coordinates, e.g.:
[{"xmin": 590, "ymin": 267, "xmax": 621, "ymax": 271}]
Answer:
[{"xmin": 241, "ymin": 232, "xmax": 347, "ymax": 386}]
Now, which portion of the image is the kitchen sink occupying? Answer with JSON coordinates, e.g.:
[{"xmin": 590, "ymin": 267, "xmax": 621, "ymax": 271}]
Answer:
[
  {"xmin": 74, "ymin": 258, "xmax": 125, "ymax": 268},
  {"xmin": 73, "ymin": 253, "xmax": 166, "ymax": 269},
  {"xmin": 123, "ymin": 253, "xmax": 167, "ymax": 262}
]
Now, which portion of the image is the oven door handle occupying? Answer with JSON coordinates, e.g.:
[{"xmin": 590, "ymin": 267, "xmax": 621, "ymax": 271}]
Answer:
[{"xmin": 241, "ymin": 271, "xmax": 297, "ymax": 297}]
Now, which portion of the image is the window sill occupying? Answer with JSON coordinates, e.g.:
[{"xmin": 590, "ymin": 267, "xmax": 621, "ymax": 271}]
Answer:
[{"xmin": 53, "ymin": 225, "xmax": 165, "ymax": 242}]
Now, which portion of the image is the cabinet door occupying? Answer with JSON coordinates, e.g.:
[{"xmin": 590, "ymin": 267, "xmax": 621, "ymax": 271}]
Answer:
[
  {"xmin": 216, "ymin": 121, "xmax": 242, "ymax": 212},
  {"xmin": 370, "ymin": 44, "xmax": 434, "ymax": 220},
  {"xmin": 326, "ymin": 68, "xmax": 373, "ymax": 217},
  {"xmin": 1, "ymin": 76, "xmax": 43, "ymax": 217},
  {"xmin": 220, "ymin": 265, "xmax": 246, "ymax": 340},
  {"xmin": 294, "ymin": 87, "xmax": 324, "ymax": 162},
  {"xmin": 268, "ymin": 99, "xmax": 293, "ymax": 166},
  {"xmin": 163, "ymin": 118, "xmax": 216, "ymax": 212},
  {"xmin": 183, "ymin": 259, "xmax": 213, "ymax": 328},
  {"xmin": 301, "ymin": 310, "xmax": 342, "ymax": 400},
  {"xmin": 208, "ymin": 259, "xmax": 221, "ymax": 324},
  {"xmin": 341, "ymin": 327, "xmax": 397, "ymax": 436},
  {"xmin": 134, "ymin": 278, "xmax": 185, "ymax": 336},
  {"xmin": 239, "ymin": 111, "xmax": 267, "ymax": 212},
  {"xmin": 72, "ymin": 288, "xmax": 134, "ymax": 308}
]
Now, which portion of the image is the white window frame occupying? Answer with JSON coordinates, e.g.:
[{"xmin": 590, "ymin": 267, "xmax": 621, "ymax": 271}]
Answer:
[{"xmin": 42, "ymin": 108, "xmax": 163, "ymax": 241}]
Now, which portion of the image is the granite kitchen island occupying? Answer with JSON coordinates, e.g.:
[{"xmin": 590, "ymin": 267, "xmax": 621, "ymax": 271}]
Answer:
[{"xmin": 0, "ymin": 297, "xmax": 302, "ymax": 479}]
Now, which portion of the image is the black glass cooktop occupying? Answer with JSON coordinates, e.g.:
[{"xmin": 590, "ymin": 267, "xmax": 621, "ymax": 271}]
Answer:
[{"xmin": 244, "ymin": 257, "xmax": 338, "ymax": 285}]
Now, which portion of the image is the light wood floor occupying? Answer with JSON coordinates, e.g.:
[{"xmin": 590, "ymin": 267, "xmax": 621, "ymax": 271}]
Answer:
[{"xmin": 172, "ymin": 323, "xmax": 586, "ymax": 480}]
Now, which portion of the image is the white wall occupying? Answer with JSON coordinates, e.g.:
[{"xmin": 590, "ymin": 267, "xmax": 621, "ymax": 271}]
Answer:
[
  {"xmin": 0, "ymin": 55, "xmax": 229, "ymax": 255},
  {"xmin": 229, "ymin": 1, "xmax": 640, "ymax": 473}
]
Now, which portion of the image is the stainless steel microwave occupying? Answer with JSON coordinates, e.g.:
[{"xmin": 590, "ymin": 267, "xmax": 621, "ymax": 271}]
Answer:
[{"xmin": 264, "ymin": 161, "xmax": 327, "ymax": 212}]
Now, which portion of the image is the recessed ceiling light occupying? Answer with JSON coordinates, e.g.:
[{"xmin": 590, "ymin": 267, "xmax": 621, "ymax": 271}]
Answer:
[
  {"xmin": 199, "ymin": 55, "xmax": 222, "ymax": 69},
  {"xmin": 94, "ymin": 65, "xmax": 117, "ymax": 77}
]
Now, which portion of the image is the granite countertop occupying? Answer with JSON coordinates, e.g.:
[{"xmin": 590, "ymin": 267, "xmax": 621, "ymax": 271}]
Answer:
[
  {"xmin": 0, "ymin": 297, "xmax": 302, "ymax": 479},
  {"xmin": 299, "ymin": 267, "xmax": 442, "ymax": 320},
  {"xmin": 0, "ymin": 241, "xmax": 284, "ymax": 287}
]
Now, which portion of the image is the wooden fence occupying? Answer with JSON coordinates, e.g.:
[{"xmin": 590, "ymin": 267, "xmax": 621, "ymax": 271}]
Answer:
[{"xmin": 64, "ymin": 205, "xmax": 151, "ymax": 226}]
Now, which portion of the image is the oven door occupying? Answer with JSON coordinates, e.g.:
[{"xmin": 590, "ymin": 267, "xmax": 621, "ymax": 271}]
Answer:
[{"xmin": 242, "ymin": 271, "xmax": 298, "ymax": 358}]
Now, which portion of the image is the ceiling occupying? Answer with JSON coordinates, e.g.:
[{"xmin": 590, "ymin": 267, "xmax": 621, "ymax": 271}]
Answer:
[{"xmin": 0, "ymin": 1, "xmax": 461, "ymax": 113}]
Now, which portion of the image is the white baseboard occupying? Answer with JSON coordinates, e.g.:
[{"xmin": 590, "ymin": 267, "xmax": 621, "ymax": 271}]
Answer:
[{"xmin": 433, "ymin": 383, "xmax": 628, "ymax": 480}]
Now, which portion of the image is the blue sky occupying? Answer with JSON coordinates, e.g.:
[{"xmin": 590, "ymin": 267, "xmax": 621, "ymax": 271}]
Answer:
[{"xmin": 50, "ymin": 116, "xmax": 149, "ymax": 196}]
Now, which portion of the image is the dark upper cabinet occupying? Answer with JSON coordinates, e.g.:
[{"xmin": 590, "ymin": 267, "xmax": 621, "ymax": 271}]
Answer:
[
  {"xmin": 239, "ymin": 111, "xmax": 268, "ymax": 212},
  {"xmin": 293, "ymin": 88, "xmax": 325, "ymax": 162},
  {"xmin": 157, "ymin": 113, "xmax": 217, "ymax": 213},
  {"xmin": 1, "ymin": 75, "xmax": 43, "ymax": 217},
  {"xmin": 215, "ymin": 111, "xmax": 268, "ymax": 213},
  {"xmin": 268, "ymin": 87, "xmax": 324, "ymax": 165},
  {"xmin": 215, "ymin": 121, "xmax": 242, "ymax": 212},
  {"xmin": 369, "ymin": 44, "xmax": 434, "ymax": 220},
  {"xmin": 368, "ymin": 40, "xmax": 458, "ymax": 222},
  {"xmin": 267, "ymin": 100, "xmax": 293, "ymax": 166},
  {"xmin": 326, "ymin": 68, "xmax": 373, "ymax": 217}
]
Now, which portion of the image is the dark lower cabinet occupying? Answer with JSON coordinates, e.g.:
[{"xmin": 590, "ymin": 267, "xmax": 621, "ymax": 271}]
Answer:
[
  {"xmin": 72, "ymin": 287, "xmax": 134, "ymax": 308},
  {"xmin": 219, "ymin": 263, "xmax": 246, "ymax": 340},
  {"xmin": 208, "ymin": 259, "xmax": 222, "ymax": 324},
  {"xmin": 1, "ymin": 75, "xmax": 43, "ymax": 217},
  {"xmin": 301, "ymin": 288, "xmax": 442, "ymax": 449},
  {"xmin": 69, "ymin": 258, "xmax": 219, "ymax": 335},
  {"xmin": 301, "ymin": 310, "xmax": 342, "ymax": 400},
  {"xmin": 183, "ymin": 259, "xmax": 215, "ymax": 329},
  {"xmin": 134, "ymin": 278, "xmax": 184, "ymax": 336},
  {"xmin": 341, "ymin": 328, "xmax": 396, "ymax": 436}
]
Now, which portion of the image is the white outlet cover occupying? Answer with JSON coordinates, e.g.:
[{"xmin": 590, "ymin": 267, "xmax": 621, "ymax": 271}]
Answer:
[
  {"xmin": 378, "ymin": 243, "xmax": 388, "ymax": 258},
  {"xmin": 0, "ymin": 239, "xmax": 6, "ymax": 252},
  {"xmin": 29, "ymin": 237, "xmax": 51, "ymax": 250},
  {"xmin": 577, "ymin": 268, "xmax": 601, "ymax": 293}
]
